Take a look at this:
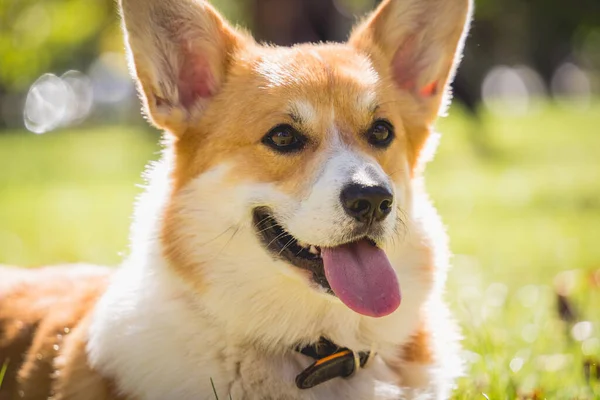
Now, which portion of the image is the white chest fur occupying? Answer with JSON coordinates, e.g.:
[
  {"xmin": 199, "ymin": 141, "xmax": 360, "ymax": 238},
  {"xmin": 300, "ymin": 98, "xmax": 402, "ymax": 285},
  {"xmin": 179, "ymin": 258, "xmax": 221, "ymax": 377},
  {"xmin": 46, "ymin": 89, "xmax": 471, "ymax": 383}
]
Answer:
[
  {"xmin": 86, "ymin": 163, "xmax": 449, "ymax": 399},
  {"xmin": 87, "ymin": 259, "xmax": 417, "ymax": 400}
]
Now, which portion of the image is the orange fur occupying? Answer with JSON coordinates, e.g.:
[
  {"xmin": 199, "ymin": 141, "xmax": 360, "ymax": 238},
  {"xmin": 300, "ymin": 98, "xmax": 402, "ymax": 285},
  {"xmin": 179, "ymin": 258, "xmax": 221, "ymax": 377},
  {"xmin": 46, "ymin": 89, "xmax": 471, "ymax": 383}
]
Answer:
[
  {"xmin": 0, "ymin": 266, "xmax": 117, "ymax": 400},
  {"xmin": 401, "ymin": 325, "xmax": 433, "ymax": 364},
  {"xmin": 0, "ymin": 0, "xmax": 472, "ymax": 397},
  {"xmin": 160, "ymin": 44, "xmax": 423, "ymax": 280}
]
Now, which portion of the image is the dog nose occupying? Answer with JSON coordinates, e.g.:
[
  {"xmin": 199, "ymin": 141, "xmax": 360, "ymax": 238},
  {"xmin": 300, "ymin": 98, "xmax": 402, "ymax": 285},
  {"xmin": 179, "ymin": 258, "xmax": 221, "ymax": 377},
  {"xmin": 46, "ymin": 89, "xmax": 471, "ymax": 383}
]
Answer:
[{"xmin": 340, "ymin": 184, "xmax": 393, "ymax": 223}]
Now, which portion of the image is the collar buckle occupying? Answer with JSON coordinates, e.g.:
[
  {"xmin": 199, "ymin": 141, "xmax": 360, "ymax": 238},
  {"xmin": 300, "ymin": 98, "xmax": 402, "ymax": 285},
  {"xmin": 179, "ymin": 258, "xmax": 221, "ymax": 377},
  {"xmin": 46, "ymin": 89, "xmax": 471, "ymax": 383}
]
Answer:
[{"xmin": 295, "ymin": 338, "xmax": 375, "ymax": 390}]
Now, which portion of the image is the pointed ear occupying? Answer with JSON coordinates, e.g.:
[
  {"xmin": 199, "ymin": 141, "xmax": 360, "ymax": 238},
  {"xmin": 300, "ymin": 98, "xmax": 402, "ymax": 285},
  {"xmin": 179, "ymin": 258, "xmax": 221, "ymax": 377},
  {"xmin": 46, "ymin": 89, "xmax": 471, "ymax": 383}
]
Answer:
[
  {"xmin": 350, "ymin": 0, "xmax": 473, "ymax": 122},
  {"xmin": 119, "ymin": 0, "xmax": 248, "ymax": 134}
]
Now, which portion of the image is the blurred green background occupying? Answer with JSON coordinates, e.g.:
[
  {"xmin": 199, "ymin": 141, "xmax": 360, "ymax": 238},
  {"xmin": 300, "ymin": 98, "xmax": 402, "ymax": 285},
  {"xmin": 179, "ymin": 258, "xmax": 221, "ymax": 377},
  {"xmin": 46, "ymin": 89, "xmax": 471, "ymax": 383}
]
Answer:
[{"xmin": 1, "ymin": 0, "xmax": 600, "ymax": 398}]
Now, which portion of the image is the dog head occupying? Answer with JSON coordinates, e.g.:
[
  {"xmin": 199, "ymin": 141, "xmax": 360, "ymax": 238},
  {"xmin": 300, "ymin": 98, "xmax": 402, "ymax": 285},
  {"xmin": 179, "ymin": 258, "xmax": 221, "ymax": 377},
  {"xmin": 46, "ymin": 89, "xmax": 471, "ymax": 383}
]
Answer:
[{"xmin": 120, "ymin": 0, "xmax": 471, "ymax": 346}]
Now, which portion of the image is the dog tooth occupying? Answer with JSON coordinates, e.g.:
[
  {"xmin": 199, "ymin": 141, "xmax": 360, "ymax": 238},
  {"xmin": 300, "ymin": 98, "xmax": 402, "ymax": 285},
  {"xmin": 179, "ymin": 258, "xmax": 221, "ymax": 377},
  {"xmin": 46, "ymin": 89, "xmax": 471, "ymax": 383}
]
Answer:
[{"xmin": 309, "ymin": 245, "xmax": 319, "ymax": 255}]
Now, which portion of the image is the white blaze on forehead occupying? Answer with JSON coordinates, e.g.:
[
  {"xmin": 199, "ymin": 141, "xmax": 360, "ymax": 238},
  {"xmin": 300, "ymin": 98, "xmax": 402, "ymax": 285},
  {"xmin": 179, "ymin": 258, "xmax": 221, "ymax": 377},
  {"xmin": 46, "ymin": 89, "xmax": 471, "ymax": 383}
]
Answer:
[{"xmin": 255, "ymin": 58, "xmax": 300, "ymax": 88}]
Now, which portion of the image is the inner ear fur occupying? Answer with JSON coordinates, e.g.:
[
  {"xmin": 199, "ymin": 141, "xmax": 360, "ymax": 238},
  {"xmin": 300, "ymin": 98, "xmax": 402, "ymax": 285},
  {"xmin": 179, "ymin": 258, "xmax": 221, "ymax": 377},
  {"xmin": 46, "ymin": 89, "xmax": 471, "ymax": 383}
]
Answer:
[
  {"xmin": 119, "ymin": 0, "xmax": 249, "ymax": 134},
  {"xmin": 350, "ymin": 0, "xmax": 473, "ymax": 123}
]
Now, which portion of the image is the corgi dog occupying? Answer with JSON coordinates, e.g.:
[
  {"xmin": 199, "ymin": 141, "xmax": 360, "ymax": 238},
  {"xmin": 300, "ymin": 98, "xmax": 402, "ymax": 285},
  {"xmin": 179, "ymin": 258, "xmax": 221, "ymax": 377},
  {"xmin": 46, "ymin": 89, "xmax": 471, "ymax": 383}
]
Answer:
[{"xmin": 0, "ymin": 0, "xmax": 472, "ymax": 398}]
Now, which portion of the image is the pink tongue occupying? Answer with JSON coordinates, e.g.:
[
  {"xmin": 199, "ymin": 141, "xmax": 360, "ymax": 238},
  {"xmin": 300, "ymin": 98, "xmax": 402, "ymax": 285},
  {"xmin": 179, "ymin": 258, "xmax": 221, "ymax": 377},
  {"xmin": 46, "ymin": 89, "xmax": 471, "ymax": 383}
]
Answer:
[{"xmin": 322, "ymin": 239, "xmax": 401, "ymax": 317}]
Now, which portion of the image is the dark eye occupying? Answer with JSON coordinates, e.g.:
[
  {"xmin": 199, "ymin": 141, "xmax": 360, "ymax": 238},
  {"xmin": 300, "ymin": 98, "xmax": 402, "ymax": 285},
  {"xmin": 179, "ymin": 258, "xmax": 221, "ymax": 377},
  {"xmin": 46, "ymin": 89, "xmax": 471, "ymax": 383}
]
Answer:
[
  {"xmin": 262, "ymin": 124, "xmax": 306, "ymax": 153},
  {"xmin": 367, "ymin": 119, "xmax": 394, "ymax": 148}
]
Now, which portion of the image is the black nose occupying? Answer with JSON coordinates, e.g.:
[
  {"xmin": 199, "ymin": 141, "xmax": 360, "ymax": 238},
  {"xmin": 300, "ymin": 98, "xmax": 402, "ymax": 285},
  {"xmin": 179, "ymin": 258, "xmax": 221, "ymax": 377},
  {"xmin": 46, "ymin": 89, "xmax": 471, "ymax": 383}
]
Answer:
[{"xmin": 340, "ymin": 184, "xmax": 393, "ymax": 223}]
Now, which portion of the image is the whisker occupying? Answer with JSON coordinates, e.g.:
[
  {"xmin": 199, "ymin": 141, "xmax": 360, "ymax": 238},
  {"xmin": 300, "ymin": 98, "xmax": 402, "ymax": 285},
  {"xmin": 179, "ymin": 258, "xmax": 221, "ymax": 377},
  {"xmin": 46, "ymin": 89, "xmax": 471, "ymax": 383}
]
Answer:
[
  {"xmin": 396, "ymin": 207, "xmax": 409, "ymax": 239},
  {"xmin": 255, "ymin": 223, "xmax": 278, "ymax": 235},
  {"xmin": 388, "ymin": 167, "xmax": 405, "ymax": 177},
  {"xmin": 278, "ymin": 237, "xmax": 296, "ymax": 256},
  {"xmin": 197, "ymin": 225, "xmax": 236, "ymax": 247},
  {"xmin": 253, "ymin": 214, "xmax": 275, "ymax": 228},
  {"xmin": 266, "ymin": 231, "xmax": 288, "ymax": 248},
  {"xmin": 211, "ymin": 224, "xmax": 242, "ymax": 261},
  {"xmin": 374, "ymin": 99, "xmax": 400, "ymax": 108}
]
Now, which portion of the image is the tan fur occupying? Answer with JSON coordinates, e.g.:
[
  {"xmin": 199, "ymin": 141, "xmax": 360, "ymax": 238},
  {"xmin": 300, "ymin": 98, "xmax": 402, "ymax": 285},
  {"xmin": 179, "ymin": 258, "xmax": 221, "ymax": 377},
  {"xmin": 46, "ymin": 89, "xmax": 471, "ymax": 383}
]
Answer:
[
  {"xmin": 401, "ymin": 325, "xmax": 433, "ymax": 364},
  {"xmin": 119, "ymin": 0, "xmax": 247, "ymax": 134},
  {"xmin": 350, "ymin": 0, "xmax": 472, "ymax": 167},
  {"xmin": 0, "ymin": 0, "xmax": 472, "ymax": 398},
  {"xmin": 160, "ymin": 43, "xmax": 421, "ymax": 281},
  {"xmin": 0, "ymin": 266, "xmax": 119, "ymax": 400}
]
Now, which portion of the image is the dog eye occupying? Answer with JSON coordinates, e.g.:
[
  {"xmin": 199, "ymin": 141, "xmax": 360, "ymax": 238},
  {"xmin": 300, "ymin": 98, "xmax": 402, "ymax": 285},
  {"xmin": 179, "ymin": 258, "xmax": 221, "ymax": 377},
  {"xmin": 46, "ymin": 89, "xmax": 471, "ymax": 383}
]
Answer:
[
  {"xmin": 367, "ymin": 120, "xmax": 394, "ymax": 148},
  {"xmin": 262, "ymin": 124, "xmax": 306, "ymax": 153}
]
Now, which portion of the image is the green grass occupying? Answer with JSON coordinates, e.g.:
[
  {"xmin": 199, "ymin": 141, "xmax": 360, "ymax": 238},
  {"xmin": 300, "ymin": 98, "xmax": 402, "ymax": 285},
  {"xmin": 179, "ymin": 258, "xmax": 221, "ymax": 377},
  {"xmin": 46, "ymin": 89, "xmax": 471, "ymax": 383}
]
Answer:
[
  {"xmin": 0, "ymin": 359, "xmax": 8, "ymax": 390},
  {"xmin": 1, "ymin": 103, "xmax": 599, "ymax": 398},
  {"xmin": 432, "ymin": 104, "xmax": 600, "ymax": 399},
  {"xmin": 0, "ymin": 125, "xmax": 158, "ymax": 266}
]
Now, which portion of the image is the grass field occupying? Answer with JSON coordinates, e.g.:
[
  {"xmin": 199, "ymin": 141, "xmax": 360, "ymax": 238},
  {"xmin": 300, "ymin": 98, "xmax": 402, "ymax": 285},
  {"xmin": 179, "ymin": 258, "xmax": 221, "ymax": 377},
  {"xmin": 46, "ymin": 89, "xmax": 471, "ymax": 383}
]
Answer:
[{"xmin": 1, "ymin": 103, "xmax": 599, "ymax": 398}]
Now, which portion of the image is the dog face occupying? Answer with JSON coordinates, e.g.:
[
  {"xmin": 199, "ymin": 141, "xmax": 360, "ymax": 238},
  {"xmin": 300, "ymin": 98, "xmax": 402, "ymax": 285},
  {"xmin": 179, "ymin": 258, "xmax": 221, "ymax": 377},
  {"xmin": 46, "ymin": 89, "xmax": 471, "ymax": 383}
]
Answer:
[{"xmin": 120, "ymin": 0, "xmax": 471, "ymax": 337}]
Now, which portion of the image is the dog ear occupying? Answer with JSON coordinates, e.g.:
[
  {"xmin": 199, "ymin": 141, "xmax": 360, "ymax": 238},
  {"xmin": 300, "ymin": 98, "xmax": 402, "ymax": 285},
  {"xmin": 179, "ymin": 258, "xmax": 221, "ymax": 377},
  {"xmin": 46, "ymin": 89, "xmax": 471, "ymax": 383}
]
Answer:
[
  {"xmin": 119, "ymin": 0, "xmax": 247, "ymax": 134},
  {"xmin": 350, "ymin": 0, "xmax": 472, "ymax": 122}
]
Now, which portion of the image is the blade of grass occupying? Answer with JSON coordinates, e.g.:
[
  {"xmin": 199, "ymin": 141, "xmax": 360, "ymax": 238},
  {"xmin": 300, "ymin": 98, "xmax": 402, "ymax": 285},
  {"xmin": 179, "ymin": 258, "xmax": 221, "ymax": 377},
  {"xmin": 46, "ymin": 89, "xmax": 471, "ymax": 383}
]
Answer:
[
  {"xmin": 210, "ymin": 377, "xmax": 219, "ymax": 400},
  {"xmin": 0, "ymin": 358, "xmax": 9, "ymax": 390}
]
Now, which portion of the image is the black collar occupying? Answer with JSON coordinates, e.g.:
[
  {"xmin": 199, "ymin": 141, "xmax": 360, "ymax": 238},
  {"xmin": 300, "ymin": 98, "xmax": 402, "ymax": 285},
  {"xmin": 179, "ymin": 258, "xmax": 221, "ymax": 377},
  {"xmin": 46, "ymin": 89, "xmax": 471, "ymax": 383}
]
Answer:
[{"xmin": 295, "ymin": 337, "xmax": 374, "ymax": 389}]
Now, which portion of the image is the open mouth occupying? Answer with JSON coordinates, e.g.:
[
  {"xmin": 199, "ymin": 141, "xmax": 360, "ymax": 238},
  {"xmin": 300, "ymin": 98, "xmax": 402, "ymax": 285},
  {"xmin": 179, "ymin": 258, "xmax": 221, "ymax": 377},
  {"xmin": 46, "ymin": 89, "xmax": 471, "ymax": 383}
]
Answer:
[
  {"xmin": 253, "ymin": 207, "xmax": 331, "ymax": 292},
  {"xmin": 252, "ymin": 207, "xmax": 402, "ymax": 318}
]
